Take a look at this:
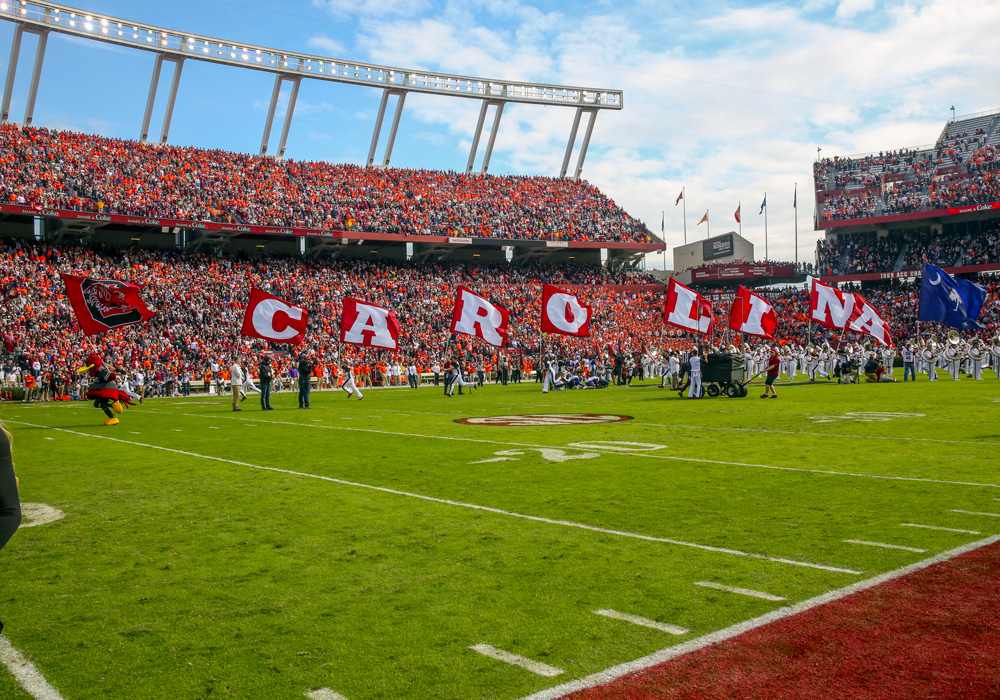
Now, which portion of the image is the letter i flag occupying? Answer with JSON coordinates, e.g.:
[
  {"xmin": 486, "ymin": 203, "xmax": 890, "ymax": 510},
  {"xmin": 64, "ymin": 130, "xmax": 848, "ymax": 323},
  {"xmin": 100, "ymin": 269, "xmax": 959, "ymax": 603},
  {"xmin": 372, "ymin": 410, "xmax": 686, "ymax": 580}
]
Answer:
[
  {"xmin": 240, "ymin": 286, "xmax": 309, "ymax": 345},
  {"xmin": 61, "ymin": 273, "xmax": 156, "ymax": 336}
]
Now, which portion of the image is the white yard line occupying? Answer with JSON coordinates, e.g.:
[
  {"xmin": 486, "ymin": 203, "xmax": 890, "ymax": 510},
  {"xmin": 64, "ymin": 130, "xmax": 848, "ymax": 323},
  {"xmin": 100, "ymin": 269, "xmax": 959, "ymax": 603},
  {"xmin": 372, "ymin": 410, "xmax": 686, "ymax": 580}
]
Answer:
[
  {"xmin": 593, "ymin": 610, "xmax": 688, "ymax": 635},
  {"xmin": 4, "ymin": 420, "xmax": 861, "ymax": 574},
  {"xmin": 843, "ymin": 539, "xmax": 926, "ymax": 553},
  {"xmin": 0, "ymin": 635, "xmax": 65, "ymax": 700},
  {"xmin": 633, "ymin": 422, "xmax": 999, "ymax": 447},
  {"xmin": 304, "ymin": 689, "xmax": 349, "ymax": 700},
  {"xmin": 516, "ymin": 533, "xmax": 1000, "ymax": 700},
  {"xmin": 950, "ymin": 509, "xmax": 1000, "ymax": 517},
  {"xmin": 469, "ymin": 644, "xmax": 564, "ymax": 677},
  {"xmin": 901, "ymin": 523, "xmax": 981, "ymax": 535},
  {"xmin": 147, "ymin": 410, "xmax": 1000, "ymax": 490},
  {"xmin": 692, "ymin": 581, "xmax": 785, "ymax": 601}
]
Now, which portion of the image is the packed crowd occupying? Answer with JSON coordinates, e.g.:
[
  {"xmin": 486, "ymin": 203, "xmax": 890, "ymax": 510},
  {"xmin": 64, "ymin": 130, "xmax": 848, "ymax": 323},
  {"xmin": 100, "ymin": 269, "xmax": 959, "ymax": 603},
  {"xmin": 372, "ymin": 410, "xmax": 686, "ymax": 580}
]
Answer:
[
  {"xmin": 0, "ymin": 238, "xmax": 693, "ymax": 396},
  {"xmin": 815, "ymin": 225, "xmax": 1000, "ymax": 276},
  {"xmin": 0, "ymin": 124, "xmax": 652, "ymax": 244}
]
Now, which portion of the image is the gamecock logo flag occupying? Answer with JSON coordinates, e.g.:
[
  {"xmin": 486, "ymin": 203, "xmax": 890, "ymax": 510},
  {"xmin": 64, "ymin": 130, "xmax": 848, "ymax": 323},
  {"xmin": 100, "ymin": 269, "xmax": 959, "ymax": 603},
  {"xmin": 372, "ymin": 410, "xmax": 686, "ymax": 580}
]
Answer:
[
  {"xmin": 450, "ymin": 286, "xmax": 510, "ymax": 348},
  {"xmin": 728, "ymin": 285, "xmax": 777, "ymax": 340},
  {"xmin": 61, "ymin": 273, "xmax": 156, "ymax": 336},
  {"xmin": 240, "ymin": 287, "xmax": 309, "ymax": 345},
  {"xmin": 848, "ymin": 293, "xmax": 892, "ymax": 346},
  {"xmin": 540, "ymin": 284, "xmax": 591, "ymax": 337},
  {"xmin": 340, "ymin": 297, "xmax": 400, "ymax": 350},
  {"xmin": 810, "ymin": 279, "xmax": 855, "ymax": 329},
  {"xmin": 664, "ymin": 278, "xmax": 714, "ymax": 335}
]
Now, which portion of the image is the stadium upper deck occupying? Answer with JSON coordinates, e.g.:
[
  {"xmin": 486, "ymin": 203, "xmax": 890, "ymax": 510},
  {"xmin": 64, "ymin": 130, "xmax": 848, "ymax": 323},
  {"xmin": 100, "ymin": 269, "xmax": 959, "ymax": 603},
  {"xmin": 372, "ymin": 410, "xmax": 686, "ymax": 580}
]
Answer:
[
  {"xmin": 0, "ymin": 124, "xmax": 662, "ymax": 264},
  {"xmin": 813, "ymin": 109, "xmax": 1000, "ymax": 229}
]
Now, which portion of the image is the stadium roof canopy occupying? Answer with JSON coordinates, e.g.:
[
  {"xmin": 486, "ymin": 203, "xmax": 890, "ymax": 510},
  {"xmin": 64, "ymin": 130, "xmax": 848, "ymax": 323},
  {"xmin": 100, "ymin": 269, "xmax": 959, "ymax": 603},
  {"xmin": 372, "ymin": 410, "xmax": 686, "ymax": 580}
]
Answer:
[{"xmin": 0, "ymin": 1, "xmax": 623, "ymax": 177}]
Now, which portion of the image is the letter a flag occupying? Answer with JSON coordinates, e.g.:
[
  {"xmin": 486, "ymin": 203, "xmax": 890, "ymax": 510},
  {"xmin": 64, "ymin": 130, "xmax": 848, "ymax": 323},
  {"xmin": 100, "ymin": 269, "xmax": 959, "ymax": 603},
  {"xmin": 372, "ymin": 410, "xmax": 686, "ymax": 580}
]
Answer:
[
  {"xmin": 340, "ymin": 297, "xmax": 400, "ymax": 350},
  {"xmin": 728, "ymin": 285, "xmax": 777, "ymax": 340},
  {"xmin": 918, "ymin": 263, "xmax": 987, "ymax": 330},
  {"xmin": 664, "ymin": 278, "xmax": 714, "ymax": 335},
  {"xmin": 540, "ymin": 284, "xmax": 591, "ymax": 337},
  {"xmin": 809, "ymin": 279, "xmax": 855, "ymax": 329},
  {"xmin": 848, "ymin": 293, "xmax": 892, "ymax": 346},
  {"xmin": 61, "ymin": 273, "xmax": 156, "ymax": 336},
  {"xmin": 240, "ymin": 287, "xmax": 309, "ymax": 345},
  {"xmin": 734, "ymin": 204, "xmax": 741, "ymax": 223},
  {"xmin": 450, "ymin": 286, "xmax": 510, "ymax": 347}
]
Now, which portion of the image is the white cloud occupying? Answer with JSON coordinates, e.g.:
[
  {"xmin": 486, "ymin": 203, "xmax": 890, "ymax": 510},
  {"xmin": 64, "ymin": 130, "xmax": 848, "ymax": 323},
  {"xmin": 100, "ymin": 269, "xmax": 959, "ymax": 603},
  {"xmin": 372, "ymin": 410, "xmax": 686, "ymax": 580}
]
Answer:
[
  {"xmin": 306, "ymin": 35, "xmax": 347, "ymax": 56},
  {"xmin": 312, "ymin": 0, "xmax": 429, "ymax": 19},
  {"xmin": 835, "ymin": 0, "xmax": 877, "ymax": 20}
]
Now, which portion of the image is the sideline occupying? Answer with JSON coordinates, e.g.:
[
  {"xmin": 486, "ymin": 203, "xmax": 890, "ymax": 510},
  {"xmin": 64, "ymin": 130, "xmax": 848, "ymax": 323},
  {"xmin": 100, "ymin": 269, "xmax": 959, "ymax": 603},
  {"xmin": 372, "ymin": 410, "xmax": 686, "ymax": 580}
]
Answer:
[
  {"xmin": 0, "ymin": 635, "xmax": 65, "ymax": 700},
  {"xmin": 515, "ymin": 533, "xmax": 1000, "ymax": 700},
  {"xmin": 5, "ymin": 420, "xmax": 862, "ymax": 574}
]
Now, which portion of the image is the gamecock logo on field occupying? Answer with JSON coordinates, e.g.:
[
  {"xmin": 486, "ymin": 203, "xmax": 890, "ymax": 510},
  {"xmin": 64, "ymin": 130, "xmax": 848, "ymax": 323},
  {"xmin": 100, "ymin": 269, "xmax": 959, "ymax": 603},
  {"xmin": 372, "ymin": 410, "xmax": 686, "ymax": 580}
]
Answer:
[{"xmin": 455, "ymin": 414, "xmax": 633, "ymax": 426}]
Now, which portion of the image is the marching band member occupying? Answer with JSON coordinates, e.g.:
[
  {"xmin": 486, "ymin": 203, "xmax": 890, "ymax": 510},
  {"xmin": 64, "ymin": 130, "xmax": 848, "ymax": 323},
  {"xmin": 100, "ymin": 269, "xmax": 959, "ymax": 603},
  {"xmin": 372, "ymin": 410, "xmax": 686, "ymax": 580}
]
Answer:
[{"xmin": 969, "ymin": 338, "xmax": 986, "ymax": 380}]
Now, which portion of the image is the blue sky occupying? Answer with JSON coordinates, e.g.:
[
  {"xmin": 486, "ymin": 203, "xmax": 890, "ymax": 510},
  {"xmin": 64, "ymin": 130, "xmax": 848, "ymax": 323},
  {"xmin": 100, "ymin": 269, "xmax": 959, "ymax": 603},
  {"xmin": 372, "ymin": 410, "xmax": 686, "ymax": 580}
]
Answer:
[{"xmin": 2, "ymin": 0, "xmax": 998, "ymax": 267}]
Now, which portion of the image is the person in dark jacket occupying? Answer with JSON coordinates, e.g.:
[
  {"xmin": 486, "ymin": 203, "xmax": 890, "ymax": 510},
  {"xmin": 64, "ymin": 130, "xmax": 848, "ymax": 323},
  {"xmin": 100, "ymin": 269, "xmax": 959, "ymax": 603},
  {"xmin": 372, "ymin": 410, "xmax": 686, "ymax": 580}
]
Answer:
[
  {"xmin": 0, "ymin": 421, "xmax": 21, "ymax": 634},
  {"xmin": 297, "ymin": 350, "xmax": 315, "ymax": 409},
  {"xmin": 258, "ymin": 354, "xmax": 274, "ymax": 411}
]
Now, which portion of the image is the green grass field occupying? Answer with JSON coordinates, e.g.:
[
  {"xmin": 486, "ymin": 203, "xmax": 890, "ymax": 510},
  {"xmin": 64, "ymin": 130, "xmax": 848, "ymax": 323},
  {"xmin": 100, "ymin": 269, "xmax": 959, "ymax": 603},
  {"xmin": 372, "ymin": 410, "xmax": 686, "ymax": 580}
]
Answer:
[{"xmin": 2, "ymin": 373, "xmax": 998, "ymax": 700}]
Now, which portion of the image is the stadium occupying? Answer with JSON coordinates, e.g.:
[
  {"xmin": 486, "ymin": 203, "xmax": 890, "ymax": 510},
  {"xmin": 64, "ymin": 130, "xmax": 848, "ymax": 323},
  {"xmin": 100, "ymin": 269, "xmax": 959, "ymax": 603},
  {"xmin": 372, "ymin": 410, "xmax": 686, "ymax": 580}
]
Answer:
[{"xmin": 1, "ymin": 2, "xmax": 998, "ymax": 699}]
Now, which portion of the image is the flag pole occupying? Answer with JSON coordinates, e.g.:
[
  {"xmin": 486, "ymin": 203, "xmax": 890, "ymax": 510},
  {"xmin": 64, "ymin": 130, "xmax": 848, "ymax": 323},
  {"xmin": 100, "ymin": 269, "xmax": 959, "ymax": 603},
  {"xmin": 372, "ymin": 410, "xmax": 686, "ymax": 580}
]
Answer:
[
  {"xmin": 706, "ymin": 209, "xmax": 710, "ymax": 240},
  {"xmin": 661, "ymin": 209, "xmax": 666, "ymax": 272},
  {"xmin": 763, "ymin": 192, "xmax": 769, "ymax": 260},
  {"xmin": 794, "ymin": 183, "xmax": 798, "ymax": 268},
  {"xmin": 682, "ymin": 187, "xmax": 687, "ymax": 245}
]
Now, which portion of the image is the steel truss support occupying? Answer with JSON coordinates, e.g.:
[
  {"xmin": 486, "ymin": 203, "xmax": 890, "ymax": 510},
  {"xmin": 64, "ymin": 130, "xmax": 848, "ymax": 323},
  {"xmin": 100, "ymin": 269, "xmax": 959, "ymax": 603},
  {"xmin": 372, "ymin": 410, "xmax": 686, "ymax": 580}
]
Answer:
[
  {"xmin": 260, "ymin": 67, "xmax": 302, "ymax": 158},
  {"xmin": 466, "ymin": 100, "xmax": 504, "ymax": 174},
  {"xmin": 367, "ymin": 88, "xmax": 407, "ymax": 168},
  {"xmin": 140, "ymin": 54, "xmax": 185, "ymax": 144},
  {"xmin": 560, "ymin": 107, "xmax": 598, "ymax": 180},
  {"xmin": 2, "ymin": 20, "xmax": 51, "ymax": 125}
]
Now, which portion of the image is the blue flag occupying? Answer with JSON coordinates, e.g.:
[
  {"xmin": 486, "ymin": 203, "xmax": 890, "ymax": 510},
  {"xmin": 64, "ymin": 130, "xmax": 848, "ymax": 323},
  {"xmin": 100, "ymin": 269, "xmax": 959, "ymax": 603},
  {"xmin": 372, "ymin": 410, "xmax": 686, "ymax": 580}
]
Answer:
[
  {"xmin": 759, "ymin": 195, "xmax": 766, "ymax": 214},
  {"xmin": 918, "ymin": 263, "xmax": 987, "ymax": 330}
]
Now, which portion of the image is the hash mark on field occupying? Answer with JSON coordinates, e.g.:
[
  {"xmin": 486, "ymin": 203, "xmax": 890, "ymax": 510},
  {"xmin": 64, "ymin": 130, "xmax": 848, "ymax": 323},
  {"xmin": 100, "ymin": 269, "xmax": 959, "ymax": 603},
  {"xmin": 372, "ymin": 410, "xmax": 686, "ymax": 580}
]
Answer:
[
  {"xmin": 518, "ymin": 534, "xmax": 1000, "ymax": 700},
  {"xmin": 593, "ymin": 609, "xmax": 688, "ymax": 635},
  {"xmin": 843, "ymin": 539, "xmax": 926, "ymax": 553},
  {"xmin": 901, "ymin": 523, "xmax": 981, "ymax": 535},
  {"xmin": 4, "ymin": 420, "xmax": 862, "ymax": 574},
  {"xmin": 950, "ymin": 509, "xmax": 1000, "ymax": 517},
  {"xmin": 208, "ymin": 426, "xmax": 220, "ymax": 429},
  {"xmin": 305, "ymin": 689, "xmax": 349, "ymax": 700},
  {"xmin": 469, "ymin": 644, "xmax": 563, "ymax": 677},
  {"xmin": 693, "ymin": 581, "xmax": 785, "ymax": 601},
  {"xmin": 0, "ymin": 635, "xmax": 66, "ymax": 700}
]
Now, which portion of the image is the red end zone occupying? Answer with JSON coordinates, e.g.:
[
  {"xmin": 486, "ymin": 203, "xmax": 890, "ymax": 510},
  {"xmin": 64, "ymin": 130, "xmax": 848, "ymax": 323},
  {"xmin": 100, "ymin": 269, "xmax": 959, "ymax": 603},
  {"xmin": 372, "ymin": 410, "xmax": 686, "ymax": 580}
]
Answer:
[
  {"xmin": 455, "ymin": 414, "xmax": 633, "ymax": 426},
  {"xmin": 558, "ymin": 538, "xmax": 1000, "ymax": 700}
]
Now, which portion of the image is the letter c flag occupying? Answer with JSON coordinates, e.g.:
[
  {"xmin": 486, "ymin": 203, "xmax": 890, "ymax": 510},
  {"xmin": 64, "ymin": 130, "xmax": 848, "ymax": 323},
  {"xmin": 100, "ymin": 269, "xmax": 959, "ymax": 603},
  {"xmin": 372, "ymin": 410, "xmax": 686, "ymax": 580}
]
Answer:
[{"xmin": 241, "ymin": 287, "xmax": 309, "ymax": 345}]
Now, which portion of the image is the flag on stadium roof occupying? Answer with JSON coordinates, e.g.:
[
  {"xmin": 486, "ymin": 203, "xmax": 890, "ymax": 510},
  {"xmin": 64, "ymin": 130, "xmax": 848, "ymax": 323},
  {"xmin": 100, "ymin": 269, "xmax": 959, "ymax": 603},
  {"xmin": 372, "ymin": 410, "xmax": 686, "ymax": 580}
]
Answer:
[
  {"xmin": 675, "ymin": 190, "xmax": 683, "ymax": 205},
  {"xmin": 61, "ymin": 273, "xmax": 156, "ymax": 336},
  {"xmin": 759, "ymin": 195, "xmax": 766, "ymax": 214},
  {"xmin": 917, "ymin": 263, "xmax": 987, "ymax": 330},
  {"xmin": 697, "ymin": 211, "xmax": 708, "ymax": 225},
  {"xmin": 734, "ymin": 204, "xmax": 741, "ymax": 223}
]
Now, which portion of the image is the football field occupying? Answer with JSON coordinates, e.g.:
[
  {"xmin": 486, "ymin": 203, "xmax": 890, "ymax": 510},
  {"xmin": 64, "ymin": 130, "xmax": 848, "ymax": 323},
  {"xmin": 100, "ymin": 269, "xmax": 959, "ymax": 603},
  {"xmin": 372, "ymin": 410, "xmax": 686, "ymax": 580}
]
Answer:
[{"xmin": 2, "ymin": 375, "xmax": 998, "ymax": 699}]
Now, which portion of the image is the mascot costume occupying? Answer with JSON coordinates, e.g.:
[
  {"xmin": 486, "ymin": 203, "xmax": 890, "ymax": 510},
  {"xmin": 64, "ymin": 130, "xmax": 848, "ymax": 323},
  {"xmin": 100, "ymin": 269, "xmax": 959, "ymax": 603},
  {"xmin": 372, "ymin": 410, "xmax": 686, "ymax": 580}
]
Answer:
[{"xmin": 78, "ymin": 354, "xmax": 133, "ymax": 425}]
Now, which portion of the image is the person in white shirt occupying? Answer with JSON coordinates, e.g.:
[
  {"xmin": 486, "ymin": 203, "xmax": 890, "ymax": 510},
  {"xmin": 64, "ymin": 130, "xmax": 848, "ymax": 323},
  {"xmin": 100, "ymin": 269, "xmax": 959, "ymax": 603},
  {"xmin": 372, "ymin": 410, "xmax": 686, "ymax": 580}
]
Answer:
[
  {"xmin": 133, "ymin": 370, "xmax": 146, "ymax": 399},
  {"xmin": 341, "ymin": 363, "xmax": 364, "ymax": 400},
  {"xmin": 406, "ymin": 363, "xmax": 419, "ymax": 389},
  {"xmin": 431, "ymin": 362, "xmax": 441, "ymax": 386},
  {"xmin": 688, "ymin": 349, "xmax": 702, "ymax": 399},
  {"xmin": 230, "ymin": 359, "xmax": 244, "ymax": 411}
]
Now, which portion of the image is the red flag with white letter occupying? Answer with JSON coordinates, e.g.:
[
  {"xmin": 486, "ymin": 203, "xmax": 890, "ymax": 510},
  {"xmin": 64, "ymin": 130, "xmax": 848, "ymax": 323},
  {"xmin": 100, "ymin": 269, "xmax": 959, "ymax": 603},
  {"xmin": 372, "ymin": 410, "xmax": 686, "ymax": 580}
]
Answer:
[
  {"xmin": 540, "ymin": 284, "xmax": 591, "ymax": 337},
  {"xmin": 728, "ymin": 285, "xmax": 777, "ymax": 340},
  {"xmin": 450, "ymin": 286, "xmax": 509, "ymax": 348},
  {"xmin": 240, "ymin": 287, "xmax": 309, "ymax": 345},
  {"xmin": 340, "ymin": 297, "xmax": 400, "ymax": 350},
  {"xmin": 664, "ymin": 278, "xmax": 714, "ymax": 335},
  {"xmin": 848, "ymin": 293, "xmax": 892, "ymax": 346},
  {"xmin": 61, "ymin": 273, "xmax": 156, "ymax": 336},
  {"xmin": 810, "ymin": 279, "xmax": 855, "ymax": 329}
]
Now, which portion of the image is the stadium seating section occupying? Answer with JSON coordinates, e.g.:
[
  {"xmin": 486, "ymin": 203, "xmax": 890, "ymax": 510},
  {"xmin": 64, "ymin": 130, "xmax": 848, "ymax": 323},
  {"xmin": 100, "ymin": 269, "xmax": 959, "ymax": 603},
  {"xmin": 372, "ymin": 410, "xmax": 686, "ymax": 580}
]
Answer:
[{"xmin": 0, "ymin": 124, "xmax": 652, "ymax": 244}]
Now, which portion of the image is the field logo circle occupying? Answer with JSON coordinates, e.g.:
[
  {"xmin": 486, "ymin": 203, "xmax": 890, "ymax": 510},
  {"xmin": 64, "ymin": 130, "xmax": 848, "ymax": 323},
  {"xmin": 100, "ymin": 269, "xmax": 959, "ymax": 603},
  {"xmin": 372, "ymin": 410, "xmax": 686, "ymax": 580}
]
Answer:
[{"xmin": 456, "ymin": 414, "xmax": 632, "ymax": 427}]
